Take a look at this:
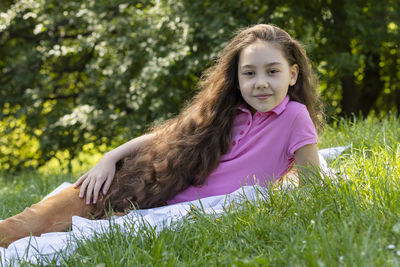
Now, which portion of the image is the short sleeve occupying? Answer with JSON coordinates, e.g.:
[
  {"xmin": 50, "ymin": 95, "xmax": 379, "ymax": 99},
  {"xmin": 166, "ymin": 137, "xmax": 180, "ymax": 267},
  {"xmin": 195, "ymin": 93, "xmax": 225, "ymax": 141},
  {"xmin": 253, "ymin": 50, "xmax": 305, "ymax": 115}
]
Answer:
[{"xmin": 287, "ymin": 106, "xmax": 318, "ymax": 157}]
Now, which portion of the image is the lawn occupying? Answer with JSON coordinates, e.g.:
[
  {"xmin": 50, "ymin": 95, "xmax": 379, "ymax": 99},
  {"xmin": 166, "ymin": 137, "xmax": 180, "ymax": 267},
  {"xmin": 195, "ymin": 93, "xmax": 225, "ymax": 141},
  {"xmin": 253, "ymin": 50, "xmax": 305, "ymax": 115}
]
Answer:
[{"xmin": 1, "ymin": 114, "xmax": 400, "ymax": 266}]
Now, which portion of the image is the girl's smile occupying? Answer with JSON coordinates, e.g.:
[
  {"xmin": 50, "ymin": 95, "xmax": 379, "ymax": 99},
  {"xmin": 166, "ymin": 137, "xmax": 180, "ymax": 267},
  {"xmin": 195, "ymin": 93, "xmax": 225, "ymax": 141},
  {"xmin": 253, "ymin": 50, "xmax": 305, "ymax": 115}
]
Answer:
[
  {"xmin": 254, "ymin": 94, "xmax": 272, "ymax": 100},
  {"xmin": 238, "ymin": 40, "xmax": 299, "ymax": 113}
]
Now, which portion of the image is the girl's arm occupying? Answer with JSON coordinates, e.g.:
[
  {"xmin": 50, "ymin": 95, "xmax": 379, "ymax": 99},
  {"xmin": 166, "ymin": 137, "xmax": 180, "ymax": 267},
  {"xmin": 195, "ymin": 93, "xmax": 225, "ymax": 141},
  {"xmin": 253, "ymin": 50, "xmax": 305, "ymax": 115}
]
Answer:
[
  {"xmin": 294, "ymin": 143, "xmax": 320, "ymax": 184},
  {"xmin": 74, "ymin": 133, "xmax": 155, "ymax": 204}
]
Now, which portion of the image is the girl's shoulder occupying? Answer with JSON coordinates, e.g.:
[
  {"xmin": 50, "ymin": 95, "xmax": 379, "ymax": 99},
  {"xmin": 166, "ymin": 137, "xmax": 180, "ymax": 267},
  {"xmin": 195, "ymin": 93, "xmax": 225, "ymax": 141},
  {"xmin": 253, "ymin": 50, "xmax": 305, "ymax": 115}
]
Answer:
[
  {"xmin": 284, "ymin": 100, "xmax": 309, "ymax": 117},
  {"xmin": 281, "ymin": 100, "xmax": 315, "ymax": 132},
  {"xmin": 284, "ymin": 100, "xmax": 316, "ymax": 136}
]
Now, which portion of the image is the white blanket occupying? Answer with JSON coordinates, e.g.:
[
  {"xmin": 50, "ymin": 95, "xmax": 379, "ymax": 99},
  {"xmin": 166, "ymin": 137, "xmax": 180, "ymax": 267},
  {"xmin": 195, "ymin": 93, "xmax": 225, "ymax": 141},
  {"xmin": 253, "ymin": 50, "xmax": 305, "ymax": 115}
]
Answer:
[
  {"xmin": 1, "ymin": 185, "xmax": 270, "ymax": 266},
  {"xmin": 0, "ymin": 146, "xmax": 349, "ymax": 266}
]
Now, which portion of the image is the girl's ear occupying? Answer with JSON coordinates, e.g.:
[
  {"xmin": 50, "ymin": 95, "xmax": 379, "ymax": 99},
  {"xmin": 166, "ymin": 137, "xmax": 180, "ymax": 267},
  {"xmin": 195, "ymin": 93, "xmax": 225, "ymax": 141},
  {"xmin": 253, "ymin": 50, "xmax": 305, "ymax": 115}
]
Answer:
[{"xmin": 289, "ymin": 64, "xmax": 299, "ymax": 86}]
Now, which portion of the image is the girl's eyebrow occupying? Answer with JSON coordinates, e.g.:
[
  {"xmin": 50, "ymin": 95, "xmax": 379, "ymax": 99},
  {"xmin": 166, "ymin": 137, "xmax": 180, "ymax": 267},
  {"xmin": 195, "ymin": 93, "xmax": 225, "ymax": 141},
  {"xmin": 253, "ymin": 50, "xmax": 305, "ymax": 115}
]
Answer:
[{"xmin": 240, "ymin": 62, "xmax": 282, "ymax": 69}]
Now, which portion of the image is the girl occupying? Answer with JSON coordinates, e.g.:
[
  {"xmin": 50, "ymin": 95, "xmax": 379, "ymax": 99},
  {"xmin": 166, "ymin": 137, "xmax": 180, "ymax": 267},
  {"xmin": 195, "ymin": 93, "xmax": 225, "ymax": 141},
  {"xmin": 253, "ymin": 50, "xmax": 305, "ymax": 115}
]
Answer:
[{"xmin": 0, "ymin": 24, "xmax": 323, "ymax": 248}]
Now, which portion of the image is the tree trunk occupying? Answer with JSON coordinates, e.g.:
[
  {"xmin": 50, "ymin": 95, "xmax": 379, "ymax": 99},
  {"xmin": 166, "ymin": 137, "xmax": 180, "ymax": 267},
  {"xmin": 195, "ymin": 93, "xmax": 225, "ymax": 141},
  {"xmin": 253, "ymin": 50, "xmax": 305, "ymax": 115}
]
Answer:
[
  {"xmin": 359, "ymin": 52, "xmax": 384, "ymax": 116},
  {"xmin": 340, "ymin": 75, "xmax": 358, "ymax": 116},
  {"xmin": 329, "ymin": 0, "xmax": 360, "ymax": 117}
]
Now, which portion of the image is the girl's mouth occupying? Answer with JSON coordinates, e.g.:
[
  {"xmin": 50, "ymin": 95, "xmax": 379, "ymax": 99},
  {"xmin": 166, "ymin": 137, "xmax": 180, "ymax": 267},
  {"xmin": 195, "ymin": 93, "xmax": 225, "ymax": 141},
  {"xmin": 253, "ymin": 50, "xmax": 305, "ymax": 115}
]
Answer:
[{"xmin": 255, "ymin": 94, "xmax": 271, "ymax": 100}]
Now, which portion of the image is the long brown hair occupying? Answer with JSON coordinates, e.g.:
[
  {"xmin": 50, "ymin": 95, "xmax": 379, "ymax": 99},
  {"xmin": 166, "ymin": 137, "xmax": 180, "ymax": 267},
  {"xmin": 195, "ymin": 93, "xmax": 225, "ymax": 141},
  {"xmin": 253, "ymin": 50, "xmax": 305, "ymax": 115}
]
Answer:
[{"xmin": 93, "ymin": 24, "xmax": 323, "ymax": 218}]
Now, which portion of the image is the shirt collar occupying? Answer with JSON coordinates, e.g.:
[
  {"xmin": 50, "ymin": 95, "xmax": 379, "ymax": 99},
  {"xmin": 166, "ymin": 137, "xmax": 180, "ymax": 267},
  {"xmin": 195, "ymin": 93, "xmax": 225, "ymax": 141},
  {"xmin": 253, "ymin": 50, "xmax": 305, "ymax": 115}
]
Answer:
[
  {"xmin": 237, "ymin": 95, "xmax": 290, "ymax": 115},
  {"xmin": 271, "ymin": 95, "xmax": 290, "ymax": 115}
]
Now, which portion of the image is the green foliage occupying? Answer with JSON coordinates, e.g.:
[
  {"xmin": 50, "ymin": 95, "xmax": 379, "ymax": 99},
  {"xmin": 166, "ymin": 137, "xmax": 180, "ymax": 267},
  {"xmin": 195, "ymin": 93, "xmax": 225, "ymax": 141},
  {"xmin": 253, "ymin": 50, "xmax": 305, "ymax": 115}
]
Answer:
[
  {"xmin": 0, "ymin": 0, "xmax": 399, "ymax": 171},
  {"xmin": 1, "ymin": 0, "xmax": 195, "ymax": 171}
]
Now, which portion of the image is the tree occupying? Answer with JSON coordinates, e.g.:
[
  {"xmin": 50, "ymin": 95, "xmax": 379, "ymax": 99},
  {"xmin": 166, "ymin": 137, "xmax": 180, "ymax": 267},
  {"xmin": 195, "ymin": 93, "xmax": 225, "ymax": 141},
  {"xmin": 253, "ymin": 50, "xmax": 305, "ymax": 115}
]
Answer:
[
  {"xmin": 0, "ymin": 0, "xmax": 194, "ymax": 171},
  {"xmin": 289, "ymin": 0, "xmax": 400, "ymax": 116}
]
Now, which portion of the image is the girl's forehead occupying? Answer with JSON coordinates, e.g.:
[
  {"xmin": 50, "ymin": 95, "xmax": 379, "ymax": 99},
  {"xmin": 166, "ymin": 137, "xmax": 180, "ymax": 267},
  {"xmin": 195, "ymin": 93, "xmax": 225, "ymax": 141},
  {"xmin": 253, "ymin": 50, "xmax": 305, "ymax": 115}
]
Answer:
[{"xmin": 239, "ymin": 40, "xmax": 287, "ymax": 65}]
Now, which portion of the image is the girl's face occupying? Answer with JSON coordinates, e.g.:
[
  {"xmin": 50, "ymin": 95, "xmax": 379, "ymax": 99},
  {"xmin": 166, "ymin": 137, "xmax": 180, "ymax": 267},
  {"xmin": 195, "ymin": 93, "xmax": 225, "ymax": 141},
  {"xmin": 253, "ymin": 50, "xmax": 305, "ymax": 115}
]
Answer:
[{"xmin": 238, "ymin": 40, "xmax": 299, "ymax": 113}]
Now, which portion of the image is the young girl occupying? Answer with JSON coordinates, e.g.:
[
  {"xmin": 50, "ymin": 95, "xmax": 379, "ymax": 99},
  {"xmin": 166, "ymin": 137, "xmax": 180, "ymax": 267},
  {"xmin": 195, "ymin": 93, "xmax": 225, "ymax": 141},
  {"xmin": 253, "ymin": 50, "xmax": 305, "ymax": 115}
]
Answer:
[{"xmin": 0, "ymin": 24, "xmax": 323, "ymax": 248}]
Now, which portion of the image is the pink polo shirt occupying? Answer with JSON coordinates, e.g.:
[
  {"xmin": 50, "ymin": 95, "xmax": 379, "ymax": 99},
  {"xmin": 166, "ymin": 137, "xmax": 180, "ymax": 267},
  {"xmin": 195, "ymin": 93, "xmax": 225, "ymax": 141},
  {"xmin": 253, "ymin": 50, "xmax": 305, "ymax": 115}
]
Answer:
[{"xmin": 167, "ymin": 96, "xmax": 317, "ymax": 204}]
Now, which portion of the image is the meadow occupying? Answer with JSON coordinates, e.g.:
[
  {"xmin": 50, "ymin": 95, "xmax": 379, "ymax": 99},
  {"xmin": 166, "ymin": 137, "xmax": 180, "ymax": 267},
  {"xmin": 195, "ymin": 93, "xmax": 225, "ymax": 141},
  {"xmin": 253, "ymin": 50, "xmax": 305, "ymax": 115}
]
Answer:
[{"xmin": 1, "ymin": 114, "xmax": 400, "ymax": 266}]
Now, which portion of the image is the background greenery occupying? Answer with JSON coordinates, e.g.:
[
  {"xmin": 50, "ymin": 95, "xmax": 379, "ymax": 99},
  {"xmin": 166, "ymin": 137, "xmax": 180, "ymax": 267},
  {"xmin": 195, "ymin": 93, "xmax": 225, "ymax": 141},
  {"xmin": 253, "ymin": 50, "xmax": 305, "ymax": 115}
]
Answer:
[{"xmin": 1, "ymin": 0, "xmax": 399, "ymax": 172}]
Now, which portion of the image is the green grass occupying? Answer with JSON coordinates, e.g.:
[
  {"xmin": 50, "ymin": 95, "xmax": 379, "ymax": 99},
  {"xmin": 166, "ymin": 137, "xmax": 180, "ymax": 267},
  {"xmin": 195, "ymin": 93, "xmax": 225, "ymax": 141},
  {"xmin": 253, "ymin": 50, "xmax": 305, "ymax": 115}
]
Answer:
[{"xmin": 1, "ymin": 114, "xmax": 400, "ymax": 266}]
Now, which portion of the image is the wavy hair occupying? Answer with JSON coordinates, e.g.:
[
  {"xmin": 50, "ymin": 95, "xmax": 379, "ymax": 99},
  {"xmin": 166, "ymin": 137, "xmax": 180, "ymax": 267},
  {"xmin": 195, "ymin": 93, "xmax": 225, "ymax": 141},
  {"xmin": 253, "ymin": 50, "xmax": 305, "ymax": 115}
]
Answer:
[{"xmin": 93, "ymin": 24, "xmax": 323, "ymax": 218}]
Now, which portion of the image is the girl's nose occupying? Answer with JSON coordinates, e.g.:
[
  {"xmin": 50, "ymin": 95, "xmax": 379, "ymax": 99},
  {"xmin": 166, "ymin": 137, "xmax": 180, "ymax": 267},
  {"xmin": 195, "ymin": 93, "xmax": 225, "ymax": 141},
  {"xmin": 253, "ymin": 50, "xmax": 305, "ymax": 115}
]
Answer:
[
  {"xmin": 256, "ymin": 83, "xmax": 267, "ymax": 89},
  {"xmin": 255, "ymin": 75, "xmax": 268, "ymax": 89}
]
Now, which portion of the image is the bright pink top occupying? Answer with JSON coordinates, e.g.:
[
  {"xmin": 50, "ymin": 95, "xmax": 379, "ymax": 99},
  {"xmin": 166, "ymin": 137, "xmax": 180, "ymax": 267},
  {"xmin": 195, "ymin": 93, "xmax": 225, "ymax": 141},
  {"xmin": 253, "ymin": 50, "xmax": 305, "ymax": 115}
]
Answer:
[{"xmin": 167, "ymin": 96, "xmax": 317, "ymax": 204}]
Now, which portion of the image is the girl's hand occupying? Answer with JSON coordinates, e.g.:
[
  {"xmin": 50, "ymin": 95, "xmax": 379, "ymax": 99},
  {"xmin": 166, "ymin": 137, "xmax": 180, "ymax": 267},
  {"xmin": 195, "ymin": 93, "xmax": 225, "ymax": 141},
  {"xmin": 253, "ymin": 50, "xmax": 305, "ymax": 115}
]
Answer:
[
  {"xmin": 73, "ymin": 155, "xmax": 116, "ymax": 204},
  {"xmin": 73, "ymin": 133, "xmax": 154, "ymax": 204}
]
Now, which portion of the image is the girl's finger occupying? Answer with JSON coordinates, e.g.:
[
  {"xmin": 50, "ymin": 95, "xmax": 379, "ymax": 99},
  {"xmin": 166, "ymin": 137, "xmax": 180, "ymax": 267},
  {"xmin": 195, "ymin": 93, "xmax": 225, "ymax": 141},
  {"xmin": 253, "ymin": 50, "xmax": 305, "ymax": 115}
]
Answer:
[
  {"xmin": 74, "ymin": 173, "xmax": 88, "ymax": 187},
  {"xmin": 79, "ymin": 178, "xmax": 90, "ymax": 198},
  {"xmin": 86, "ymin": 180, "xmax": 94, "ymax": 205},
  {"xmin": 93, "ymin": 181, "xmax": 103, "ymax": 204},
  {"xmin": 103, "ymin": 175, "xmax": 113, "ymax": 195},
  {"xmin": 103, "ymin": 174, "xmax": 113, "ymax": 195}
]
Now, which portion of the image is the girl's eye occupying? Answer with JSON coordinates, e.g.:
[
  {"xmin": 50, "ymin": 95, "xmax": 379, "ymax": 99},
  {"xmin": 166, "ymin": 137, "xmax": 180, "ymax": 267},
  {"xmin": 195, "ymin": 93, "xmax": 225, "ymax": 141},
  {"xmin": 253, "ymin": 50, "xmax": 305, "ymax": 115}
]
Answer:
[
  {"xmin": 242, "ymin": 71, "xmax": 255, "ymax": 76},
  {"xmin": 268, "ymin": 69, "xmax": 279, "ymax": 74}
]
